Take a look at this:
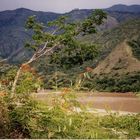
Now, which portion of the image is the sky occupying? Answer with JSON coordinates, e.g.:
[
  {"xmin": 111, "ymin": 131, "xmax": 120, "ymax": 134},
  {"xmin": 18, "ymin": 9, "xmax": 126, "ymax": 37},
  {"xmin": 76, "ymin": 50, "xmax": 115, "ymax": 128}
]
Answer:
[{"xmin": 0, "ymin": 0, "xmax": 140, "ymax": 13}]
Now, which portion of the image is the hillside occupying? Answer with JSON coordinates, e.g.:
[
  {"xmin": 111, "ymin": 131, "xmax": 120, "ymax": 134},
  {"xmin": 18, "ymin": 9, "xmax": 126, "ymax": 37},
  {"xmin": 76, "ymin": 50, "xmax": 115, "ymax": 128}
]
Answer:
[
  {"xmin": 106, "ymin": 4, "xmax": 140, "ymax": 13},
  {"xmin": 29, "ymin": 18, "xmax": 140, "ymax": 92},
  {"xmin": 0, "ymin": 8, "xmax": 60, "ymax": 62},
  {"xmin": 0, "ymin": 5, "xmax": 140, "ymax": 63},
  {"xmin": 79, "ymin": 19, "xmax": 140, "ymax": 68},
  {"xmin": 93, "ymin": 41, "xmax": 140, "ymax": 75},
  {"xmin": 35, "ymin": 19, "xmax": 140, "ymax": 73}
]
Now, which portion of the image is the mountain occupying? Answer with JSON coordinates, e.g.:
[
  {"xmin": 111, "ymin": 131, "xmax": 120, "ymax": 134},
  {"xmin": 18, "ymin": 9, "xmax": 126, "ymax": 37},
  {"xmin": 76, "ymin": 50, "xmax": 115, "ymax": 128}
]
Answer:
[
  {"xmin": 107, "ymin": 4, "xmax": 140, "ymax": 13},
  {"xmin": 0, "ymin": 8, "xmax": 61, "ymax": 62},
  {"xmin": 0, "ymin": 8, "xmax": 60, "ymax": 27},
  {"xmin": 36, "ymin": 19, "xmax": 140, "ymax": 81},
  {"xmin": 0, "ymin": 5, "xmax": 140, "ymax": 63},
  {"xmin": 79, "ymin": 19, "xmax": 140, "ymax": 68},
  {"xmin": 64, "ymin": 19, "xmax": 140, "ymax": 92},
  {"xmin": 34, "ymin": 19, "xmax": 140, "ymax": 92}
]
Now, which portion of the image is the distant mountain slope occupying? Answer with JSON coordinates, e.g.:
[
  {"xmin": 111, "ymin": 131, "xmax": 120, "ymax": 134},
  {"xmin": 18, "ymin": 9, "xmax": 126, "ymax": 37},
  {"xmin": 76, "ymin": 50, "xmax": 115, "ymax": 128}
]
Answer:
[
  {"xmin": 0, "ymin": 5, "xmax": 140, "ymax": 63},
  {"xmin": 79, "ymin": 19, "xmax": 140, "ymax": 68},
  {"xmin": 0, "ymin": 8, "xmax": 61, "ymax": 27},
  {"xmin": 82, "ymin": 19, "xmax": 140, "ymax": 45},
  {"xmin": 0, "ymin": 8, "xmax": 61, "ymax": 62},
  {"xmin": 107, "ymin": 4, "xmax": 140, "ymax": 13},
  {"xmin": 106, "ymin": 11, "xmax": 140, "ymax": 22}
]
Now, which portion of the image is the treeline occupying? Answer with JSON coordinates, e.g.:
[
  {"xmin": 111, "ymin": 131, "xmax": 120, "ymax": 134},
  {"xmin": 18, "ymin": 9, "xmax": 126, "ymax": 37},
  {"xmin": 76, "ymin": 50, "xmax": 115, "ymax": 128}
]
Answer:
[{"xmin": 82, "ymin": 72, "xmax": 140, "ymax": 92}]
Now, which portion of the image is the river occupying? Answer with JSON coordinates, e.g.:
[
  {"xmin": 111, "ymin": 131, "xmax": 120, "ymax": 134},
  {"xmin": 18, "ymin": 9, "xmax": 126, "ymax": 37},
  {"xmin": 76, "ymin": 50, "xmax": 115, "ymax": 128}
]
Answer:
[{"xmin": 36, "ymin": 91, "xmax": 140, "ymax": 113}]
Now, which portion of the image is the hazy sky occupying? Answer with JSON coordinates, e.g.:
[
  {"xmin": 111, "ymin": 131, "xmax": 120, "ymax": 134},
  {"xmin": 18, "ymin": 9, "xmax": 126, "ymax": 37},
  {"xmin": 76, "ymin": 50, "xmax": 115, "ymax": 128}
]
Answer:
[{"xmin": 0, "ymin": 0, "xmax": 140, "ymax": 13}]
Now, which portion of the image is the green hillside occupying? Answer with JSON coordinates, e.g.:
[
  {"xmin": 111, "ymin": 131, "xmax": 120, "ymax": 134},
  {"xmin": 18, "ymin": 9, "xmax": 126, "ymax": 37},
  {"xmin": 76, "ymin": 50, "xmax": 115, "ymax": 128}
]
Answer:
[
  {"xmin": 0, "ymin": 9, "xmax": 140, "ymax": 92},
  {"xmin": 32, "ymin": 19, "xmax": 140, "ymax": 92},
  {"xmin": 0, "ymin": 6, "xmax": 140, "ymax": 63},
  {"xmin": 79, "ymin": 19, "xmax": 140, "ymax": 66}
]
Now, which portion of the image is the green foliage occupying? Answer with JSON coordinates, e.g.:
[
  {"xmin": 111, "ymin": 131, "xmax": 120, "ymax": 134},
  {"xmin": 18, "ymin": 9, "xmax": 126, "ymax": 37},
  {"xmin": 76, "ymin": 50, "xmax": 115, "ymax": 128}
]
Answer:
[
  {"xmin": 44, "ymin": 71, "xmax": 72, "ymax": 90},
  {"xmin": 81, "ymin": 72, "xmax": 140, "ymax": 92},
  {"xmin": 0, "ymin": 65, "xmax": 17, "ymax": 90},
  {"xmin": 0, "ymin": 97, "xmax": 10, "ymax": 138},
  {"xmin": 16, "ymin": 72, "xmax": 42, "ymax": 94},
  {"xmin": 0, "ymin": 65, "xmax": 42, "ymax": 94},
  {"xmin": 101, "ymin": 114, "xmax": 140, "ymax": 138},
  {"xmin": 50, "ymin": 42, "xmax": 99, "ymax": 69},
  {"xmin": 8, "ymin": 96, "xmax": 36, "ymax": 138},
  {"xmin": 81, "ymin": 9, "xmax": 107, "ymax": 35},
  {"xmin": 0, "ymin": 85, "xmax": 140, "ymax": 139},
  {"xmin": 23, "ymin": 10, "xmax": 106, "ymax": 91},
  {"xmin": 43, "ymin": 70, "xmax": 140, "ymax": 92},
  {"xmin": 38, "ymin": 65, "xmax": 140, "ymax": 92},
  {"xmin": 25, "ymin": 15, "xmax": 76, "ymax": 52},
  {"xmin": 30, "ymin": 108, "xmax": 118, "ymax": 139},
  {"xmin": 128, "ymin": 39, "xmax": 140, "ymax": 60},
  {"xmin": 25, "ymin": 10, "xmax": 106, "ymax": 54}
]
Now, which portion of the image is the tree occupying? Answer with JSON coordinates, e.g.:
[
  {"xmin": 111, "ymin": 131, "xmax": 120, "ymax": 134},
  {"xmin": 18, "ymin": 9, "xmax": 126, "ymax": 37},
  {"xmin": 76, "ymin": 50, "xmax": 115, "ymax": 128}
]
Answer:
[{"xmin": 11, "ymin": 9, "xmax": 107, "ymax": 98}]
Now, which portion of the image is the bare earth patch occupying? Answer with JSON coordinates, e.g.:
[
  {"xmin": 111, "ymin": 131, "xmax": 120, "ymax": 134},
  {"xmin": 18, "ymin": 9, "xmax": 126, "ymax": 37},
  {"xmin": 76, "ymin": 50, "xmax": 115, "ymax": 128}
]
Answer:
[{"xmin": 93, "ymin": 41, "xmax": 140, "ymax": 75}]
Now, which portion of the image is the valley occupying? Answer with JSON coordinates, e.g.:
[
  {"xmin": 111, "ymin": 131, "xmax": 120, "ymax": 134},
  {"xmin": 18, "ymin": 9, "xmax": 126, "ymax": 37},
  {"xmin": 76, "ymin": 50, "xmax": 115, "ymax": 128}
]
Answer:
[{"xmin": 0, "ymin": 3, "xmax": 140, "ymax": 139}]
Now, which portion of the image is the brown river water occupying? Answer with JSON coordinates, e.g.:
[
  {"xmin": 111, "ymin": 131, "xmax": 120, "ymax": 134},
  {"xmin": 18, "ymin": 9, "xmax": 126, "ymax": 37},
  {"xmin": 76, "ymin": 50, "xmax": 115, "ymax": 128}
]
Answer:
[
  {"xmin": 36, "ymin": 91, "xmax": 140, "ymax": 113},
  {"xmin": 77, "ymin": 92, "xmax": 140, "ymax": 113}
]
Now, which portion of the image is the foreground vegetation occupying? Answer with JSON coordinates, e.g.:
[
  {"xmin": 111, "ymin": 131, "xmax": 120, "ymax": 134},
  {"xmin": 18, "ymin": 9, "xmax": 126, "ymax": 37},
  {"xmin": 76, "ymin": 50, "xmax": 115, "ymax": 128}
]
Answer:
[
  {"xmin": 0, "ymin": 65, "xmax": 140, "ymax": 138},
  {"xmin": 0, "ymin": 90, "xmax": 140, "ymax": 139}
]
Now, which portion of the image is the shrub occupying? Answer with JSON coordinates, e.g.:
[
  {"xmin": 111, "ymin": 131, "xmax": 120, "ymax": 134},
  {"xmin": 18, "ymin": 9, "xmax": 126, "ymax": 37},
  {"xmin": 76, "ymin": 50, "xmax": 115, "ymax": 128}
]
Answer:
[
  {"xmin": 0, "ymin": 97, "xmax": 10, "ymax": 138},
  {"xmin": 81, "ymin": 72, "xmax": 140, "ymax": 92}
]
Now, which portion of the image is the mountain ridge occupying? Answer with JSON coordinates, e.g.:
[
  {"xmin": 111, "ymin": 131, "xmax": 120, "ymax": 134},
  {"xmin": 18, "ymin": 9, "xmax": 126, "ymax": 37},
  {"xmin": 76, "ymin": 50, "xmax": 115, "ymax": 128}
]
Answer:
[
  {"xmin": 106, "ymin": 4, "xmax": 140, "ymax": 13},
  {"xmin": 0, "ymin": 4, "xmax": 140, "ymax": 63},
  {"xmin": 1, "ymin": 4, "xmax": 140, "ymax": 14}
]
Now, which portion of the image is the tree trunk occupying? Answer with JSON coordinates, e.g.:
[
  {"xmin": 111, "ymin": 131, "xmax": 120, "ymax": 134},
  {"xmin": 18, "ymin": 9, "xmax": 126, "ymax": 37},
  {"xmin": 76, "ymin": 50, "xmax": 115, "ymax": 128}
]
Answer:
[
  {"xmin": 11, "ymin": 66, "xmax": 22, "ymax": 98},
  {"xmin": 10, "ymin": 43, "xmax": 58, "ymax": 98},
  {"xmin": 0, "ymin": 58, "xmax": 7, "ymax": 63}
]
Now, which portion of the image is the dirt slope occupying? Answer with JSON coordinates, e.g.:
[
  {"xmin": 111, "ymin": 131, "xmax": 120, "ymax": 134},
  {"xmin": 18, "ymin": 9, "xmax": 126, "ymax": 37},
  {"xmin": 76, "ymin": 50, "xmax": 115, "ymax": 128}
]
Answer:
[{"xmin": 93, "ymin": 41, "xmax": 140, "ymax": 74}]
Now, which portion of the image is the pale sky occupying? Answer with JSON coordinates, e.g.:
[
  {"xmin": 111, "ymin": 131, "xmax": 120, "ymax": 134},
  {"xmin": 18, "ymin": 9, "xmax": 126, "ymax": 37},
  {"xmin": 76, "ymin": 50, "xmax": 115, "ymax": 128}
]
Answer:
[{"xmin": 0, "ymin": 0, "xmax": 140, "ymax": 13}]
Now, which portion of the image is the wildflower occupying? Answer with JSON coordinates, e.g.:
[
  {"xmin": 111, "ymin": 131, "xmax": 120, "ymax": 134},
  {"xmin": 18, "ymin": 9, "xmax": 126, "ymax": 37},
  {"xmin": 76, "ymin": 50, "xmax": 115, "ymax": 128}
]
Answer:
[
  {"xmin": 1, "ymin": 80, "xmax": 9, "ymax": 85},
  {"xmin": 21, "ymin": 64, "xmax": 31, "ymax": 72},
  {"xmin": 0, "ymin": 91, "xmax": 7, "ymax": 96},
  {"xmin": 62, "ymin": 88, "xmax": 71, "ymax": 93},
  {"xmin": 79, "ymin": 73, "xmax": 84, "ymax": 77},
  {"xmin": 60, "ymin": 88, "xmax": 71, "ymax": 97},
  {"xmin": 86, "ymin": 67, "xmax": 93, "ymax": 72}
]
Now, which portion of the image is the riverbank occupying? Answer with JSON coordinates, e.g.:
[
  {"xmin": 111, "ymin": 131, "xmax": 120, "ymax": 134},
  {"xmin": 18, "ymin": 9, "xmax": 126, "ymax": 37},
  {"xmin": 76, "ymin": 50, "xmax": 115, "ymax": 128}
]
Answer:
[{"xmin": 35, "ymin": 90, "xmax": 140, "ymax": 114}]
